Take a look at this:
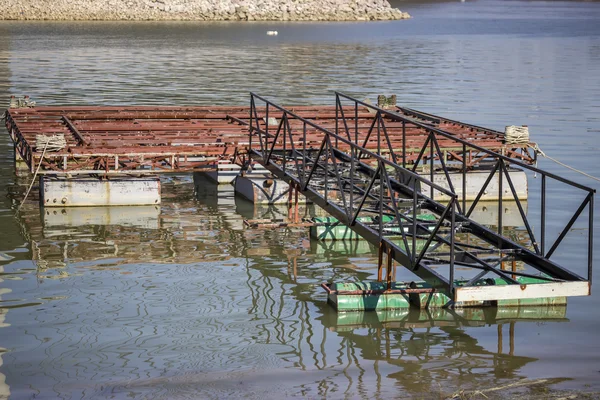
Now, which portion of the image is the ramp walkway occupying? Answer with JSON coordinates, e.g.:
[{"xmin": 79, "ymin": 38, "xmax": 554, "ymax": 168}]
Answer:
[{"xmin": 247, "ymin": 92, "xmax": 594, "ymax": 303}]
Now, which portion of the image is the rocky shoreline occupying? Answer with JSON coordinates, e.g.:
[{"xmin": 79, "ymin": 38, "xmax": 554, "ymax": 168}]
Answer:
[{"xmin": 0, "ymin": 0, "xmax": 411, "ymax": 21}]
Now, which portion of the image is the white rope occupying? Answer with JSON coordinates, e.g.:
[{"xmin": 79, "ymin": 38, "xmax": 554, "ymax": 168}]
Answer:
[
  {"xmin": 530, "ymin": 143, "xmax": 600, "ymax": 183},
  {"xmin": 18, "ymin": 141, "xmax": 50, "ymax": 211},
  {"xmin": 505, "ymin": 125, "xmax": 530, "ymax": 144},
  {"xmin": 36, "ymin": 134, "xmax": 66, "ymax": 152}
]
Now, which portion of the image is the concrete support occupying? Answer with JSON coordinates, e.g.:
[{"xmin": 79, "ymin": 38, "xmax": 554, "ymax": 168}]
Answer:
[
  {"xmin": 235, "ymin": 165, "xmax": 308, "ymax": 205},
  {"xmin": 424, "ymin": 169, "xmax": 527, "ymax": 201},
  {"xmin": 40, "ymin": 175, "xmax": 161, "ymax": 207},
  {"xmin": 200, "ymin": 161, "xmax": 241, "ymax": 184},
  {"xmin": 467, "ymin": 200, "xmax": 528, "ymax": 227},
  {"xmin": 42, "ymin": 205, "xmax": 160, "ymax": 229}
]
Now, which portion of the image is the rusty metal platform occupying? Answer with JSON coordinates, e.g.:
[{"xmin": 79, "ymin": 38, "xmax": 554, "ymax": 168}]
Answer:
[{"xmin": 5, "ymin": 103, "xmax": 536, "ymax": 175}]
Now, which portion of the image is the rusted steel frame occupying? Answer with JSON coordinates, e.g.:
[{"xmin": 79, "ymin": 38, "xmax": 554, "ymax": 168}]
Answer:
[
  {"xmin": 360, "ymin": 115, "xmax": 378, "ymax": 153},
  {"xmin": 320, "ymin": 283, "xmax": 435, "ymax": 296},
  {"xmin": 380, "ymin": 165, "xmax": 410, "ymax": 254},
  {"xmin": 425, "ymin": 191, "xmax": 587, "ymax": 281},
  {"xmin": 462, "ymin": 255, "xmax": 562, "ymax": 286},
  {"xmin": 6, "ymin": 114, "xmax": 34, "ymax": 171},
  {"xmin": 335, "ymin": 94, "xmax": 352, "ymax": 141},
  {"xmin": 282, "ymin": 115, "xmax": 303, "ymax": 181},
  {"xmin": 467, "ymin": 152, "xmax": 495, "ymax": 168},
  {"xmin": 62, "ymin": 116, "xmax": 87, "ymax": 146},
  {"xmin": 413, "ymin": 197, "xmax": 455, "ymax": 269},
  {"xmin": 377, "ymin": 242, "xmax": 384, "ymax": 281},
  {"xmin": 410, "ymin": 131, "xmax": 432, "ymax": 173},
  {"xmin": 266, "ymin": 116, "xmax": 286, "ymax": 164},
  {"xmin": 590, "ymin": 195, "xmax": 594, "ymax": 282},
  {"xmin": 250, "ymin": 94, "xmax": 457, "ymax": 292},
  {"xmin": 463, "ymin": 255, "xmax": 517, "ymax": 286},
  {"xmin": 331, "ymin": 134, "xmax": 584, "ymax": 283},
  {"xmin": 466, "ymin": 160, "xmax": 501, "ymax": 218},
  {"xmin": 546, "ymin": 192, "xmax": 594, "ymax": 259},
  {"xmin": 325, "ymin": 135, "xmax": 350, "ymax": 215},
  {"xmin": 417, "ymin": 230, "xmax": 520, "ymax": 285},
  {"xmin": 299, "ymin": 137, "xmax": 328, "ymax": 192},
  {"xmin": 378, "ymin": 113, "xmax": 399, "ymax": 165},
  {"xmin": 499, "ymin": 161, "xmax": 540, "ymax": 255},
  {"xmin": 337, "ymin": 92, "xmax": 594, "ymax": 193},
  {"xmin": 394, "ymin": 106, "xmax": 441, "ymax": 125},
  {"xmin": 350, "ymin": 163, "xmax": 381, "ymax": 226},
  {"xmin": 430, "ymin": 132, "xmax": 462, "ymax": 214},
  {"xmin": 431, "ymin": 114, "xmax": 504, "ymax": 137},
  {"xmin": 257, "ymin": 143, "xmax": 583, "ymax": 292}
]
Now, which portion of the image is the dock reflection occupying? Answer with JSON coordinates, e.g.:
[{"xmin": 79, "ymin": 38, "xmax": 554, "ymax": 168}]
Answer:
[{"xmin": 4, "ymin": 175, "xmax": 564, "ymax": 398}]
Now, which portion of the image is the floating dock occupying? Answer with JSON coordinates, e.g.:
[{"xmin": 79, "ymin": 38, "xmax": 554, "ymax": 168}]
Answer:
[
  {"xmin": 6, "ymin": 101, "xmax": 535, "ymax": 177},
  {"xmin": 3, "ymin": 93, "xmax": 594, "ymax": 307}
]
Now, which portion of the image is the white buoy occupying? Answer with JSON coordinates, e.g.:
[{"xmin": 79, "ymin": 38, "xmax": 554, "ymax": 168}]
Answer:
[{"xmin": 266, "ymin": 31, "xmax": 278, "ymax": 36}]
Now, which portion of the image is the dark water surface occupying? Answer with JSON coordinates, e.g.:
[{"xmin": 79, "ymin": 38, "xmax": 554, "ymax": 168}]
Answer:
[{"xmin": 0, "ymin": 0, "xmax": 599, "ymax": 398}]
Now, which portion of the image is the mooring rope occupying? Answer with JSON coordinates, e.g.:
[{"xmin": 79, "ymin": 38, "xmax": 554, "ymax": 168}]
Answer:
[
  {"xmin": 36, "ymin": 134, "xmax": 66, "ymax": 152},
  {"xmin": 17, "ymin": 134, "xmax": 66, "ymax": 211},
  {"xmin": 530, "ymin": 143, "xmax": 600, "ymax": 183},
  {"xmin": 504, "ymin": 125, "xmax": 530, "ymax": 144}
]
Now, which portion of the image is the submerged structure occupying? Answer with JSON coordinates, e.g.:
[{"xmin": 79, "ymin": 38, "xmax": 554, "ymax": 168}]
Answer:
[{"xmin": 4, "ymin": 93, "xmax": 594, "ymax": 308}]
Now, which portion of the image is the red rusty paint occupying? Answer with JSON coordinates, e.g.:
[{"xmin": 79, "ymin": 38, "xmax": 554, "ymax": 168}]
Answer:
[{"xmin": 5, "ymin": 104, "xmax": 535, "ymax": 175}]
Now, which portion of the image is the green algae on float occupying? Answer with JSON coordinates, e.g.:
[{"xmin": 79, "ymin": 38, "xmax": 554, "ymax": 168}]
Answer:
[
  {"xmin": 310, "ymin": 213, "xmax": 436, "ymax": 241},
  {"xmin": 325, "ymin": 276, "xmax": 567, "ymax": 311}
]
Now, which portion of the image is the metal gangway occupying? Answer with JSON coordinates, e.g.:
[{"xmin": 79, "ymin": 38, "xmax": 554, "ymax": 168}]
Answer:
[{"xmin": 246, "ymin": 92, "xmax": 594, "ymax": 303}]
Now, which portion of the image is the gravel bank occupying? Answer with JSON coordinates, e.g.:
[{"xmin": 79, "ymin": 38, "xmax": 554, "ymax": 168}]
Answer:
[{"xmin": 0, "ymin": 0, "xmax": 411, "ymax": 21}]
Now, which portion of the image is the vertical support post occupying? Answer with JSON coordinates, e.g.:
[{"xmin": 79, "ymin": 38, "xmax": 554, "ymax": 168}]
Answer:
[
  {"xmin": 378, "ymin": 242, "xmax": 384, "ymax": 281},
  {"xmin": 379, "ymin": 161, "xmax": 383, "ymax": 240},
  {"xmin": 324, "ymin": 138, "xmax": 328, "ymax": 203},
  {"xmin": 335, "ymin": 96, "xmax": 339, "ymax": 148},
  {"xmin": 412, "ymin": 187, "xmax": 417, "ymax": 263},
  {"xmin": 282, "ymin": 115, "xmax": 287, "ymax": 173},
  {"xmin": 302, "ymin": 122, "xmax": 307, "ymax": 184},
  {"xmin": 386, "ymin": 245, "xmax": 393, "ymax": 290},
  {"xmin": 377, "ymin": 113, "xmax": 381, "ymax": 157},
  {"xmin": 589, "ymin": 193, "xmax": 594, "ymax": 284},
  {"xmin": 509, "ymin": 322, "xmax": 515, "ymax": 356},
  {"xmin": 498, "ymin": 324, "xmax": 503, "ymax": 354},
  {"xmin": 350, "ymin": 143, "xmax": 354, "ymax": 218},
  {"xmin": 265, "ymin": 103, "xmax": 269, "ymax": 164},
  {"xmin": 450, "ymin": 198, "xmax": 455, "ymax": 295},
  {"xmin": 498, "ymin": 160, "xmax": 503, "ymax": 237},
  {"xmin": 249, "ymin": 94, "xmax": 253, "ymax": 152},
  {"xmin": 294, "ymin": 183, "xmax": 300, "ymax": 223},
  {"xmin": 355, "ymin": 100, "xmax": 358, "ymax": 145},
  {"xmin": 462, "ymin": 143, "xmax": 466, "ymax": 213},
  {"xmin": 430, "ymin": 132, "xmax": 434, "ymax": 199},
  {"xmin": 402, "ymin": 120, "xmax": 406, "ymax": 169},
  {"xmin": 541, "ymin": 174, "xmax": 546, "ymax": 255}
]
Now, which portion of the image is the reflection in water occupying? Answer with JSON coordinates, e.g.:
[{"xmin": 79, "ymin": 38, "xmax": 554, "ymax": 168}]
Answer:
[
  {"xmin": 0, "ymin": 174, "xmax": 576, "ymax": 398},
  {"xmin": 0, "ymin": 0, "xmax": 599, "ymax": 397}
]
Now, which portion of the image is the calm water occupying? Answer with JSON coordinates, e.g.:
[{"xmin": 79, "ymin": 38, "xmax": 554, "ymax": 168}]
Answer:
[{"xmin": 1, "ymin": 0, "xmax": 600, "ymax": 398}]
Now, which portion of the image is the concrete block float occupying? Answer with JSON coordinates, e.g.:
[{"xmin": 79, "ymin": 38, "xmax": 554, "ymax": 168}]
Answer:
[
  {"xmin": 40, "ymin": 175, "xmax": 161, "ymax": 207},
  {"xmin": 199, "ymin": 160, "xmax": 241, "ymax": 184},
  {"xmin": 235, "ymin": 165, "xmax": 309, "ymax": 205},
  {"xmin": 323, "ymin": 277, "xmax": 566, "ymax": 311},
  {"xmin": 423, "ymin": 169, "xmax": 527, "ymax": 201},
  {"xmin": 42, "ymin": 205, "xmax": 160, "ymax": 229},
  {"xmin": 322, "ymin": 304, "xmax": 567, "ymax": 330}
]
